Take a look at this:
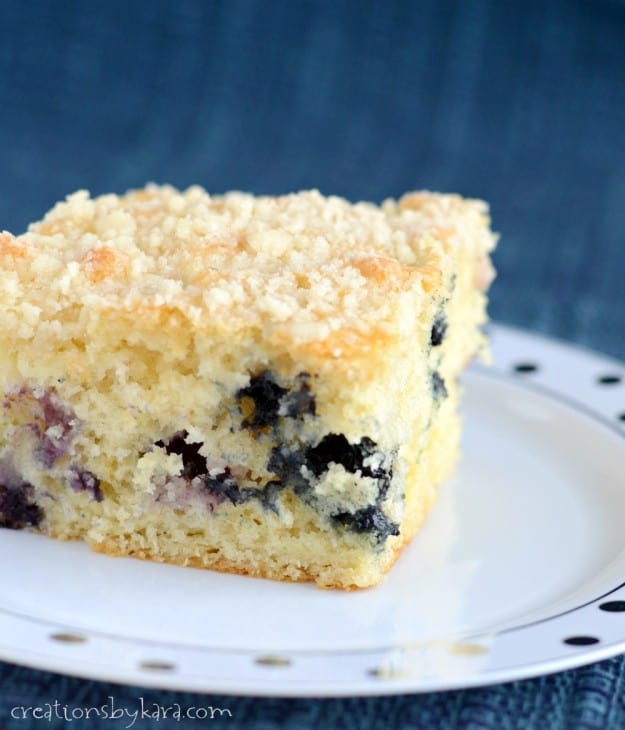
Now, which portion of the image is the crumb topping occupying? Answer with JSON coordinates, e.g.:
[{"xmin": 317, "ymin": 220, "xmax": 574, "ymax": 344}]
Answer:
[{"xmin": 0, "ymin": 186, "xmax": 495, "ymax": 344}]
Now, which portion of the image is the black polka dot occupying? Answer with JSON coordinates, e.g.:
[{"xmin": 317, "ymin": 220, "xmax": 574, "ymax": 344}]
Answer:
[
  {"xmin": 563, "ymin": 636, "xmax": 600, "ymax": 646},
  {"xmin": 513, "ymin": 363, "xmax": 538, "ymax": 374},
  {"xmin": 599, "ymin": 600, "xmax": 625, "ymax": 612},
  {"xmin": 597, "ymin": 375, "xmax": 622, "ymax": 385},
  {"xmin": 618, "ymin": 413, "xmax": 625, "ymax": 423}
]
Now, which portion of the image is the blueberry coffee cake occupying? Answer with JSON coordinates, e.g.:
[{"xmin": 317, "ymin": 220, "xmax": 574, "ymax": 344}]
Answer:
[{"xmin": 0, "ymin": 186, "xmax": 496, "ymax": 589}]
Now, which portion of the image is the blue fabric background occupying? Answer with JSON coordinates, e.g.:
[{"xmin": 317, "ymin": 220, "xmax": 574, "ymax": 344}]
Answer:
[{"xmin": 1, "ymin": 0, "xmax": 624, "ymax": 727}]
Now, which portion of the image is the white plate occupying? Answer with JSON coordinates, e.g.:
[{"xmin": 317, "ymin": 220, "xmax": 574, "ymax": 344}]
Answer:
[{"xmin": 2, "ymin": 324, "xmax": 625, "ymax": 696}]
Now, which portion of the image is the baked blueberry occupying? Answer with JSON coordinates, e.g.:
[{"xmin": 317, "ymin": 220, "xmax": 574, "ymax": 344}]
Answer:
[
  {"xmin": 332, "ymin": 505, "xmax": 399, "ymax": 543},
  {"xmin": 203, "ymin": 468, "xmax": 243, "ymax": 505},
  {"xmin": 202, "ymin": 470, "xmax": 281, "ymax": 510},
  {"xmin": 305, "ymin": 434, "xmax": 391, "ymax": 483},
  {"xmin": 156, "ymin": 431, "xmax": 208, "ymax": 479},
  {"xmin": 155, "ymin": 433, "xmax": 286, "ymax": 510},
  {"xmin": 35, "ymin": 390, "xmax": 76, "ymax": 468},
  {"xmin": 238, "ymin": 371, "xmax": 316, "ymax": 429},
  {"xmin": 68, "ymin": 466, "xmax": 103, "ymax": 502},
  {"xmin": 0, "ymin": 481, "xmax": 43, "ymax": 529},
  {"xmin": 267, "ymin": 445, "xmax": 310, "ymax": 495},
  {"xmin": 279, "ymin": 372, "xmax": 316, "ymax": 418},
  {"xmin": 237, "ymin": 371, "xmax": 287, "ymax": 429},
  {"xmin": 267, "ymin": 436, "xmax": 396, "ymax": 541},
  {"xmin": 431, "ymin": 371, "xmax": 448, "ymax": 400},
  {"xmin": 306, "ymin": 434, "xmax": 361, "ymax": 476},
  {"xmin": 258, "ymin": 480, "xmax": 284, "ymax": 513},
  {"xmin": 430, "ymin": 311, "xmax": 448, "ymax": 347}
]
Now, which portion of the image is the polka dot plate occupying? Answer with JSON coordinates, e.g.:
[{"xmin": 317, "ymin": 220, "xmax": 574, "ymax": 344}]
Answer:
[{"xmin": 1, "ymin": 323, "xmax": 625, "ymax": 696}]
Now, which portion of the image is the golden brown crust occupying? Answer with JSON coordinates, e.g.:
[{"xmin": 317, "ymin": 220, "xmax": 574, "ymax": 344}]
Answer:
[
  {"xmin": 0, "ymin": 231, "xmax": 27, "ymax": 259},
  {"xmin": 89, "ymin": 537, "xmax": 394, "ymax": 590},
  {"xmin": 2, "ymin": 186, "xmax": 495, "ymax": 353}
]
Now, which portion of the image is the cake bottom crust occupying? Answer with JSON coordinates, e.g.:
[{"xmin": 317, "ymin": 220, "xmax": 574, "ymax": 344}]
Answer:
[{"xmin": 88, "ymin": 529, "xmax": 414, "ymax": 591}]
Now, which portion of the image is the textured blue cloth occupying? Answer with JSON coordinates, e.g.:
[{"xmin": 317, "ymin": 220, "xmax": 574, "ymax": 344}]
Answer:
[{"xmin": 1, "ymin": 0, "xmax": 625, "ymax": 727}]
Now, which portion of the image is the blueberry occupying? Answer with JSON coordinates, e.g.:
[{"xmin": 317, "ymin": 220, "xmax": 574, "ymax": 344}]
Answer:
[
  {"xmin": 305, "ymin": 434, "xmax": 390, "ymax": 483},
  {"xmin": 258, "ymin": 480, "xmax": 284, "ymax": 513},
  {"xmin": 332, "ymin": 506, "xmax": 399, "ymax": 544},
  {"xmin": 305, "ymin": 434, "xmax": 360, "ymax": 476},
  {"xmin": 36, "ymin": 440, "xmax": 69, "ymax": 469},
  {"xmin": 431, "ymin": 371, "xmax": 448, "ymax": 400},
  {"xmin": 430, "ymin": 311, "xmax": 447, "ymax": 347},
  {"xmin": 156, "ymin": 432, "xmax": 207, "ymax": 479},
  {"xmin": 39, "ymin": 391, "xmax": 73, "ymax": 433},
  {"xmin": 154, "ymin": 433, "xmax": 285, "ymax": 511},
  {"xmin": 279, "ymin": 372, "xmax": 316, "ymax": 418},
  {"xmin": 267, "ymin": 445, "xmax": 310, "ymax": 495},
  {"xmin": 68, "ymin": 467, "xmax": 103, "ymax": 502},
  {"xmin": 375, "ymin": 471, "xmax": 392, "ymax": 502},
  {"xmin": 237, "ymin": 371, "xmax": 287, "ymax": 429},
  {"xmin": 203, "ymin": 470, "xmax": 283, "ymax": 511},
  {"xmin": 356, "ymin": 437, "xmax": 393, "ymax": 484},
  {"xmin": 35, "ymin": 391, "xmax": 76, "ymax": 468},
  {"xmin": 0, "ymin": 481, "xmax": 43, "ymax": 529},
  {"xmin": 238, "ymin": 370, "xmax": 317, "ymax": 429},
  {"xmin": 267, "ymin": 435, "xmax": 397, "ymax": 543},
  {"xmin": 203, "ymin": 468, "xmax": 242, "ymax": 505}
]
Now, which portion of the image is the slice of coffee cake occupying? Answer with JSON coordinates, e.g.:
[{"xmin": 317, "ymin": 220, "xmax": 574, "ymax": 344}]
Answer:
[{"xmin": 0, "ymin": 186, "xmax": 496, "ymax": 588}]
